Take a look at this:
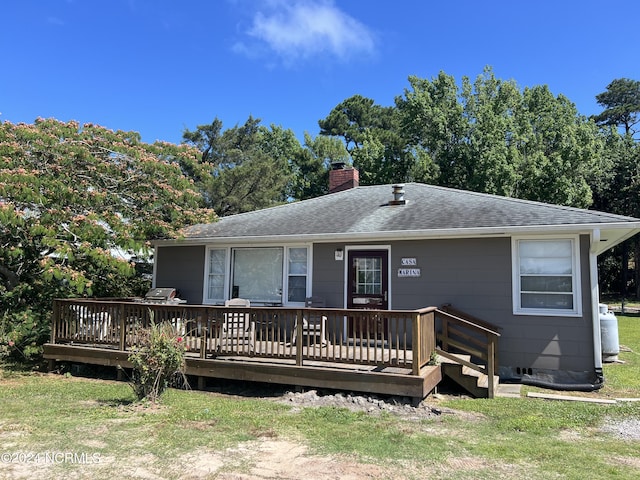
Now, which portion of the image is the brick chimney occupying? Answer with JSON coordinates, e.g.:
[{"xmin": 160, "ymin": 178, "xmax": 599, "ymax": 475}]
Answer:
[{"xmin": 329, "ymin": 162, "xmax": 359, "ymax": 193}]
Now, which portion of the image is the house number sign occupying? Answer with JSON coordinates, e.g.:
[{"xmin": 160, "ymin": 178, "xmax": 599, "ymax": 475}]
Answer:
[
  {"xmin": 398, "ymin": 268, "xmax": 421, "ymax": 277},
  {"xmin": 399, "ymin": 258, "xmax": 420, "ymax": 277}
]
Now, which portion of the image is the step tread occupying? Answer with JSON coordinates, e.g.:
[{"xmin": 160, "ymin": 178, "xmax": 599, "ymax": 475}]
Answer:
[
  {"xmin": 442, "ymin": 363, "xmax": 500, "ymax": 392},
  {"xmin": 436, "ymin": 354, "xmax": 471, "ymax": 364}
]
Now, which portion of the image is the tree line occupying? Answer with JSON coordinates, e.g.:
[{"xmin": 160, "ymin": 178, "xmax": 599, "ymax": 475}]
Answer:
[{"xmin": 1, "ymin": 68, "xmax": 639, "ymax": 358}]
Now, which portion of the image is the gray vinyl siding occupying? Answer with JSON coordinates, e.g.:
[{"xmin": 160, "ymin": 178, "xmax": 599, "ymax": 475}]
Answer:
[
  {"xmin": 494, "ymin": 235, "xmax": 593, "ymax": 372},
  {"xmin": 154, "ymin": 235, "xmax": 596, "ymax": 373},
  {"xmin": 313, "ymin": 236, "xmax": 595, "ymax": 373},
  {"xmin": 154, "ymin": 245, "xmax": 206, "ymax": 304},
  {"xmin": 311, "ymin": 243, "xmax": 346, "ymax": 308}
]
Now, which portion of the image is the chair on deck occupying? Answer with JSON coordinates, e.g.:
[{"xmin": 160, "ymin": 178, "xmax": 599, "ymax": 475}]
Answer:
[
  {"xmin": 296, "ymin": 296, "xmax": 328, "ymax": 345},
  {"xmin": 71, "ymin": 304, "xmax": 111, "ymax": 341},
  {"xmin": 219, "ymin": 298, "xmax": 254, "ymax": 353}
]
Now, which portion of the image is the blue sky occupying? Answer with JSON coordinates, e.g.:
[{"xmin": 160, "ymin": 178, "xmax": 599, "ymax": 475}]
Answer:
[{"xmin": 1, "ymin": 0, "xmax": 639, "ymax": 145}]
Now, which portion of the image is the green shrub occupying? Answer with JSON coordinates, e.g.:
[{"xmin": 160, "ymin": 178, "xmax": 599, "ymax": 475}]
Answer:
[
  {"xmin": 128, "ymin": 321, "xmax": 187, "ymax": 402},
  {"xmin": 0, "ymin": 332, "xmax": 11, "ymax": 360},
  {"xmin": 0, "ymin": 309, "xmax": 47, "ymax": 361}
]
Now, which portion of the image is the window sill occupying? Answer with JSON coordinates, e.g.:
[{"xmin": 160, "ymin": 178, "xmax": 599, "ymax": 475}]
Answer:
[{"xmin": 513, "ymin": 309, "xmax": 582, "ymax": 318}]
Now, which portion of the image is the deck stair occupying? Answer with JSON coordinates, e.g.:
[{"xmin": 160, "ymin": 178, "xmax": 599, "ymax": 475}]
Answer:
[
  {"xmin": 435, "ymin": 305, "xmax": 501, "ymax": 398},
  {"xmin": 437, "ymin": 353, "xmax": 500, "ymax": 398}
]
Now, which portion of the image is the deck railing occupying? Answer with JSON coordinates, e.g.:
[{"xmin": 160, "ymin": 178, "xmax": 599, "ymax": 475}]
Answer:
[{"xmin": 50, "ymin": 299, "xmax": 437, "ymax": 373}]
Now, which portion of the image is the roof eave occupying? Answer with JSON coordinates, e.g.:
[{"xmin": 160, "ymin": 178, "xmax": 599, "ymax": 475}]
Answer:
[{"xmin": 153, "ymin": 222, "xmax": 640, "ymax": 248}]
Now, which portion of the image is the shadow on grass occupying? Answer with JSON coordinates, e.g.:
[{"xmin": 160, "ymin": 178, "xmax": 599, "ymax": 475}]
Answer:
[
  {"xmin": 1, "ymin": 357, "xmax": 49, "ymax": 374},
  {"xmin": 96, "ymin": 397, "xmax": 135, "ymax": 407}
]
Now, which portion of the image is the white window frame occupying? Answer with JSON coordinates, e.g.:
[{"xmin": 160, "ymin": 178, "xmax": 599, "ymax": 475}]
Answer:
[
  {"xmin": 284, "ymin": 246, "xmax": 312, "ymax": 306},
  {"xmin": 203, "ymin": 244, "xmax": 311, "ymax": 306},
  {"xmin": 204, "ymin": 247, "xmax": 230, "ymax": 304},
  {"xmin": 511, "ymin": 236, "xmax": 582, "ymax": 317}
]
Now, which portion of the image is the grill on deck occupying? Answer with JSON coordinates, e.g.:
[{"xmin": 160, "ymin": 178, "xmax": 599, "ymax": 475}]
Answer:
[{"xmin": 142, "ymin": 288, "xmax": 185, "ymax": 304}]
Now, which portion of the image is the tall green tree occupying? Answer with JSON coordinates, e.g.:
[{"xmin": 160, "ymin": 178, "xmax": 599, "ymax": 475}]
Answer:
[
  {"xmin": 396, "ymin": 68, "xmax": 604, "ymax": 207},
  {"xmin": 0, "ymin": 118, "xmax": 215, "ymax": 356},
  {"xmin": 593, "ymin": 78, "xmax": 640, "ymax": 137},
  {"xmin": 181, "ymin": 117, "xmax": 224, "ymax": 163},
  {"xmin": 183, "ymin": 117, "xmax": 297, "ymax": 215},
  {"xmin": 318, "ymin": 95, "xmax": 379, "ymax": 153},
  {"xmin": 591, "ymin": 78, "xmax": 640, "ymax": 300},
  {"xmin": 289, "ymin": 133, "xmax": 349, "ymax": 200},
  {"xmin": 460, "ymin": 69, "xmax": 523, "ymax": 196},
  {"xmin": 516, "ymin": 85, "xmax": 603, "ymax": 208},
  {"xmin": 592, "ymin": 131, "xmax": 639, "ymax": 298},
  {"xmin": 396, "ymin": 71, "xmax": 469, "ymax": 188},
  {"xmin": 319, "ymin": 95, "xmax": 415, "ymax": 184}
]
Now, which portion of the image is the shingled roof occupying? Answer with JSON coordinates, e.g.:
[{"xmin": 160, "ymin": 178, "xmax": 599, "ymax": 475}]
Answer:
[{"xmin": 176, "ymin": 183, "xmax": 640, "ymax": 253}]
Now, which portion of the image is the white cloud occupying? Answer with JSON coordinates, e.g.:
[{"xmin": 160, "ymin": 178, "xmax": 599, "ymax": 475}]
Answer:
[{"xmin": 241, "ymin": 0, "xmax": 376, "ymax": 64}]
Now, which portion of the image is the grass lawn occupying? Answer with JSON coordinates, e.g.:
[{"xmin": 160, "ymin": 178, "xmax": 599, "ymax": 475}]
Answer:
[{"xmin": 0, "ymin": 316, "xmax": 638, "ymax": 479}]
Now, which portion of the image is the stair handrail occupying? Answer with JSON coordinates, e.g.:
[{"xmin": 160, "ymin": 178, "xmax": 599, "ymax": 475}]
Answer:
[
  {"xmin": 439, "ymin": 304, "xmax": 502, "ymax": 336},
  {"xmin": 435, "ymin": 306, "xmax": 501, "ymax": 398}
]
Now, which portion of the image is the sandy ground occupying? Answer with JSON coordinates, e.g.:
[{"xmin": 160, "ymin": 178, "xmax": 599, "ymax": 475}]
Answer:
[
  {"xmin": 2, "ymin": 385, "xmax": 638, "ymax": 480},
  {"xmin": 0, "ymin": 386, "xmax": 477, "ymax": 480}
]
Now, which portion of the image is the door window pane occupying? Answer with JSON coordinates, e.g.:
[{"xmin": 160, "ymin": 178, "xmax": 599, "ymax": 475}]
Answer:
[{"xmin": 355, "ymin": 257, "xmax": 382, "ymax": 295}]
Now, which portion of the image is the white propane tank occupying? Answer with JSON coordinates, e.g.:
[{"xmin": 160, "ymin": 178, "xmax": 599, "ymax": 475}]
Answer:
[{"xmin": 599, "ymin": 304, "xmax": 620, "ymax": 362}]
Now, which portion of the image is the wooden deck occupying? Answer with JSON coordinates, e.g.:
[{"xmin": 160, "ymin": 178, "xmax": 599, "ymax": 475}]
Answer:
[{"xmin": 44, "ymin": 299, "xmax": 442, "ymax": 401}]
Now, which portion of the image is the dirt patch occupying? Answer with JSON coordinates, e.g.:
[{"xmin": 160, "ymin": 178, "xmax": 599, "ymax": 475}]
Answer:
[
  {"xmin": 148, "ymin": 387, "xmax": 484, "ymax": 479},
  {"xmin": 608, "ymin": 455, "xmax": 640, "ymax": 470},
  {"xmin": 122, "ymin": 387, "xmax": 484, "ymax": 480},
  {"xmin": 168, "ymin": 439, "xmax": 396, "ymax": 480}
]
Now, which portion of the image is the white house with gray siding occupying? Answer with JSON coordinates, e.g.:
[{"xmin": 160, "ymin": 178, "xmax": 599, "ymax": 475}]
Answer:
[{"xmin": 152, "ymin": 167, "xmax": 640, "ymax": 384}]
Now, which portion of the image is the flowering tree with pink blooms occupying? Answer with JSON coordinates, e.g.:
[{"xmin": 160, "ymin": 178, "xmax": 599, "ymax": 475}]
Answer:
[{"xmin": 0, "ymin": 118, "xmax": 216, "ymax": 359}]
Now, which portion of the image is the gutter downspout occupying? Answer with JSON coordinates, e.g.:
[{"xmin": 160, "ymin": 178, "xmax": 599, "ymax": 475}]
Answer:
[{"xmin": 590, "ymin": 229, "xmax": 603, "ymax": 381}]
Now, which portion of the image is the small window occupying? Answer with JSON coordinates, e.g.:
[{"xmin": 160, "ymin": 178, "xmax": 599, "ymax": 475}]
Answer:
[
  {"xmin": 287, "ymin": 247, "xmax": 308, "ymax": 303},
  {"xmin": 512, "ymin": 237, "xmax": 581, "ymax": 316},
  {"xmin": 206, "ymin": 249, "xmax": 227, "ymax": 303}
]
